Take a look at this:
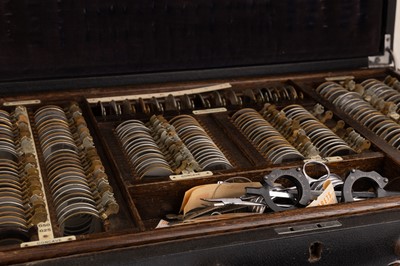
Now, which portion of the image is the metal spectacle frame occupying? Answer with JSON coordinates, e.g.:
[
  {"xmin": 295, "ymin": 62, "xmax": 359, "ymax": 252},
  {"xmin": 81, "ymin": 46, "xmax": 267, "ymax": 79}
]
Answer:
[{"xmin": 246, "ymin": 168, "xmax": 311, "ymax": 212}]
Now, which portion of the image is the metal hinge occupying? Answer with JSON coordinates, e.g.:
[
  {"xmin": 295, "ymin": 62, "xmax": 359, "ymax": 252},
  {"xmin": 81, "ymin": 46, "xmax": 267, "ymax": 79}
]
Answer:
[{"xmin": 368, "ymin": 34, "xmax": 392, "ymax": 68}]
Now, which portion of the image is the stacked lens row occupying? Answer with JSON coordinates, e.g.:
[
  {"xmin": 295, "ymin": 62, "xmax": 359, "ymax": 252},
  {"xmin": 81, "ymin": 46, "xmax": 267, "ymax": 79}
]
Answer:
[
  {"xmin": 260, "ymin": 104, "xmax": 319, "ymax": 158},
  {"xmin": 241, "ymin": 85, "xmax": 303, "ymax": 104},
  {"xmin": 94, "ymin": 85, "xmax": 303, "ymax": 116},
  {"xmin": 0, "ymin": 106, "xmax": 49, "ymax": 245},
  {"xmin": 116, "ymin": 120, "xmax": 174, "ymax": 178},
  {"xmin": 34, "ymin": 104, "xmax": 118, "ymax": 235},
  {"xmin": 232, "ymin": 108, "xmax": 304, "ymax": 164},
  {"xmin": 68, "ymin": 103, "xmax": 119, "ymax": 219},
  {"xmin": 117, "ymin": 115, "xmax": 233, "ymax": 177},
  {"xmin": 170, "ymin": 115, "xmax": 233, "ymax": 171},
  {"xmin": 282, "ymin": 104, "xmax": 356, "ymax": 157},
  {"xmin": 149, "ymin": 115, "xmax": 201, "ymax": 174},
  {"xmin": 0, "ymin": 109, "xmax": 30, "ymax": 244},
  {"xmin": 317, "ymin": 81, "xmax": 400, "ymax": 149},
  {"xmin": 363, "ymin": 77, "xmax": 400, "ymax": 114}
]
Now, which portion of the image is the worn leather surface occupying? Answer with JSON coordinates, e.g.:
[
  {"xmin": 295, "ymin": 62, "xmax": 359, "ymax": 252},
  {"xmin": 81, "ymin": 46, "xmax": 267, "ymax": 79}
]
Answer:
[
  {"xmin": 23, "ymin": 211, "xmax": 400, "ymax": 266},
  {"xmin": 0, "ymin": 0, "xmax": 385, "ymax": 82}
]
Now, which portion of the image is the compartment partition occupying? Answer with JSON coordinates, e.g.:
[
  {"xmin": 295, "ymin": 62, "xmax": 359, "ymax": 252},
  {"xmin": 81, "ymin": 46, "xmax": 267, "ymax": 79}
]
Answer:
[{"xmin": 1, "ymin": 68, "xmax": 400, "ymax": 264}]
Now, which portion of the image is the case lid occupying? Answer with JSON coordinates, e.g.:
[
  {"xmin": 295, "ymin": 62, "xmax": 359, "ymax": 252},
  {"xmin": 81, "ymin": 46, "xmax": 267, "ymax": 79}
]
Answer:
[{"xmin": 0, "ymin": 0, "xmax": 395, "ymax": 91}]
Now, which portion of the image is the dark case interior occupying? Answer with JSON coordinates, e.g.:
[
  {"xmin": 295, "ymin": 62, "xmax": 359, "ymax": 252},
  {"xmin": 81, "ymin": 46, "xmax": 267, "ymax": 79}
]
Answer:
[{"xmin": 1, "ymin": 1, "xmax": 400, "ymax": 265}]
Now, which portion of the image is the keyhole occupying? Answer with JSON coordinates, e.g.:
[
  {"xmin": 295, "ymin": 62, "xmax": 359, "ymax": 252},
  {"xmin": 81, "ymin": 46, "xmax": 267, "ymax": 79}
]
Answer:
[{"xmin": 308, "ymin": 241, "xmax": 323, "ymax": 263}]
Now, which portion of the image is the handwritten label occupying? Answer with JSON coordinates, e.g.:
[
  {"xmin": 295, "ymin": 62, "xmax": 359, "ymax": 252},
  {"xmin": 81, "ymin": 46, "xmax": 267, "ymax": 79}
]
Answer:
[
  {"xmin": 170, "ymin": 171, "xmax": 213, "ymax": 181},
  {"xmin": 21, "ymin": 236, "xmax": 76, "ymax": 248},
  {"xmin": 87, "ymin": 83, "xmax": 232, "ymax": 103},
  {"xmin": 193, "ymin": 108, "xmax": 227, "ymax": 115},
  {"xmin": 3, "ymin": 99, "xmax": 41, "ymax": 106},
  {"xmin": 307, "ymin": 180, "xmax": 338, "ymax": 207}
]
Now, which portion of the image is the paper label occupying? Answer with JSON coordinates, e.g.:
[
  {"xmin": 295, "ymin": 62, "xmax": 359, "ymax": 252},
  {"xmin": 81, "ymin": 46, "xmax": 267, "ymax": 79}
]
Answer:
[
  {"xmin": 87, "ymin": 83, "xmax": 232, "ymax": 103},
  {"xmin": 180, "ymin": 182, "xmax": 262, "ymax": 215},
  {"xmin": 21, "ymin": 236, "xmax": 76, "ymax": 248},
  {"xmin": 155, "ymin": 219, "xmax": 171, "ymax": 229},
  {"xmin": 3, "ymin": 99, "xmax": 41, "ymax": 106},
  {"xmin": 170, "ymin": 171, "xmax": 213, "ymax": 181},
  {"xmin": 304, "ymin": 156, "xmax": 342, "ymax": 163},
  {"xmin": 192, "ymin": 108, "xmax": 227, "ymax": 115},
  {"xmin": 307, "ymin": 180, "xmax": 338, "ymax": 207}
]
